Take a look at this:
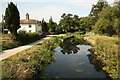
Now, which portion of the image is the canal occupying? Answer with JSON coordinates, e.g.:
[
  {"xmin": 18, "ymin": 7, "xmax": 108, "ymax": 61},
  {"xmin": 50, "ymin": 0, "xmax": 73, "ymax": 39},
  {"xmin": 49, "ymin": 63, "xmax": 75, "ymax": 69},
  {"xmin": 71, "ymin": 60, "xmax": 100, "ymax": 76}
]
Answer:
[{"xmin": 40, "ymin": 36, "xmax": 108, "ymax": 78}]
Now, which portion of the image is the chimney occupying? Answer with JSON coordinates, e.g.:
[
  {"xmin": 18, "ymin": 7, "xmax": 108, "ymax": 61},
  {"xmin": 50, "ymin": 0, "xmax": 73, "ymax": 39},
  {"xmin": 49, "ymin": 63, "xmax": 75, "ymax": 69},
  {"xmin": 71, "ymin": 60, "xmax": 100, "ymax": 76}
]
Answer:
[{"xmin": 26, "ymin": 13, "xmax": 29, "ymax": 20}]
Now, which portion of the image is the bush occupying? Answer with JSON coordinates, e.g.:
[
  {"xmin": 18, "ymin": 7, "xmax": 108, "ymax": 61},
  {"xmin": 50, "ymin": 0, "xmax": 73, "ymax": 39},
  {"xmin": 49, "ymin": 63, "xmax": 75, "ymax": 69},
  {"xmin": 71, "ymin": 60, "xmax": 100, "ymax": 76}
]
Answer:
[
  {"xmin": 28, "ymin": 32, "xmax": 41, "ymax": 42},
  {"xmin": 17, "ymin": 30, "xmax": 41, "ymax": 45},
  {"xmin": 2, "ymin": 30, "xmax": 43, "ymax": 50},
  {"xmin": 17, "ymin": 30, "xmax": 28, "ymax": 44}
]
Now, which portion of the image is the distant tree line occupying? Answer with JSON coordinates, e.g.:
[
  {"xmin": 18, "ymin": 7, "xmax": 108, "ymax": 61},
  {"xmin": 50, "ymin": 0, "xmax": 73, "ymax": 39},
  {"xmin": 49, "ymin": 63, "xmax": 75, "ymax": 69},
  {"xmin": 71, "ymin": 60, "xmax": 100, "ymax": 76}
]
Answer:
[
  {"xmin": 3, "ymin": 0, "xmax": 120, "ymax": 37},
  {"xmin": 42, "ymin": 0, "xmax": 120, "ymax": 36}
]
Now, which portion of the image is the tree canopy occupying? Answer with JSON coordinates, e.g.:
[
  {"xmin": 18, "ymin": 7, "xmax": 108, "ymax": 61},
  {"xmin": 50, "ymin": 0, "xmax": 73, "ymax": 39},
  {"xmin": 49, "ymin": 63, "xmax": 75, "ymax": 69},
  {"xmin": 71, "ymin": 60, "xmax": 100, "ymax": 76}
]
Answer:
[
  {"xmin": 41, "ymin": 18, "xmax": 48, "ymax": 34},
  {"xmin": 92, "ymin": 2, "xmax": 120, "ymax": 36},
  {"xmin": 42, "ymin": 0, "xmax": 120, "ymax": 36},
  {"xmin": 47, "ymin": 17, "xmax": 57, "ymax": 34},
  {"xmin": 4, "ymin": 2, "xmax": 20, "ymax": 36}
]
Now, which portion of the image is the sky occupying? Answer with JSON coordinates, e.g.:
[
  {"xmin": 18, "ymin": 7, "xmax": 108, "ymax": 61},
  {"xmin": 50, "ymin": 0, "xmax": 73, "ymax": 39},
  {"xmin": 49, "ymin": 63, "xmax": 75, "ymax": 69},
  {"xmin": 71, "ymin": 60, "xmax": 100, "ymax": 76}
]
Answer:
[{"xmin": 0, "ymin": 0, "xmax": 115, "ymax": 23}]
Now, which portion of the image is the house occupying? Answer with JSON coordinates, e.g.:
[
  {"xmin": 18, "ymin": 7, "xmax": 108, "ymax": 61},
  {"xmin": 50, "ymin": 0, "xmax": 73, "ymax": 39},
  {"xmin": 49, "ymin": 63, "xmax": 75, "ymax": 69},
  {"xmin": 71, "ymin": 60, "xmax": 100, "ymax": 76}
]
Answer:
[{"xmin": 18, "ymin": 13, "xmax": 42, "ymax": 33}]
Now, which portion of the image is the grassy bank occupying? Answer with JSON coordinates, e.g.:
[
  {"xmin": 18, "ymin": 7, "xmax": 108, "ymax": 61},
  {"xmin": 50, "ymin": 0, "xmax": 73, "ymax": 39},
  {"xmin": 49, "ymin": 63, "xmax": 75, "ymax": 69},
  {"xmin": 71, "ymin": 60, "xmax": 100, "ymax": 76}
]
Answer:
[
  {"xmin": 85, "ymin": 35, "xmax": 119, "ymax": 79},
  {"xmin": 2, "ymin": 36, "xmax": 62, "ymax": 79},
  {"xmin": 2, "ymin": 31, "xmax": 119, "ymax": 79},
  {"xmin": 2, "ymin": 32, "xmax": 86, "ymax": 79},
  {"xmin": 1, "ymin": 31, "xmax": 44, "ymax": 51}
]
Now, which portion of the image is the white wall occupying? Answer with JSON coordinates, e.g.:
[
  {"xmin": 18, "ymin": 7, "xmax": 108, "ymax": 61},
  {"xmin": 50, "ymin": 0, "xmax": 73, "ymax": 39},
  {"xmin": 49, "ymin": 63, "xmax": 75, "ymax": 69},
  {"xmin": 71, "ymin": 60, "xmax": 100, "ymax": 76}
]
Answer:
[
  {"xmin": 18, "ymin": 24, "xmax": 36, "ymax": 33},
  {"xmin": 18, "ymin": 23, "xmax": 42, "ymax": 33}
]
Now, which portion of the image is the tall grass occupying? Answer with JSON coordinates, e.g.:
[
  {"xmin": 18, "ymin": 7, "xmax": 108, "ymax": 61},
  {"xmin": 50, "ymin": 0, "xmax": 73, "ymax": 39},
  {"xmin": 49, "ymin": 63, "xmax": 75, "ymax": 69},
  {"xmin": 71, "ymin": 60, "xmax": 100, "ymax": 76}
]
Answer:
[
  {"xmin": 2, "ymin": 33, "xmax": 85, "ymax": 79},
  {"xmin": 2, "ymin": 36, "xmax": 63, "ymax": 79},
  {"xmin": 90, "ymin": 37, "xmax": 119, "ymax": 79}
]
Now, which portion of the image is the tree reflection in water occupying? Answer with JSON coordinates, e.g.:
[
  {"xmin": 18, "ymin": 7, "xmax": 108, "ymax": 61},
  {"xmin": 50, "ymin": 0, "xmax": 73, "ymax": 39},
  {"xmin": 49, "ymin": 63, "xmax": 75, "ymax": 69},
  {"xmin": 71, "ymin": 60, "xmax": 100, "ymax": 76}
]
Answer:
[
  {"xmin": 59, "ymin": 36, "xmax": 89, "ymax": 54},
  {"xmin": 87, "ymin": 50, "xmax": 112, "ymax": 79},
  {"xmin": 87, "ymin": 53, "xmax": 103, "ymax": 72}
]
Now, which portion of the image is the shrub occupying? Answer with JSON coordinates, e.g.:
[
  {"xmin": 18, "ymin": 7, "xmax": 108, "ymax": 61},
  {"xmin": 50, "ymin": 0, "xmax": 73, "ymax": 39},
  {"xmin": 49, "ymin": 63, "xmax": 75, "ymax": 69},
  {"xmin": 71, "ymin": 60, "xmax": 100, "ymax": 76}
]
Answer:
[
  {"xmin": 17, "ymin": 30, "xmax": 41, "ymax": 45},
  {"xmin": 17, "ymin": 30, "xmax": 28, "ymax": 44},
  {"xmin": 28, "ymin": 32, "xmax": 41, "ymax": 42},
  {"xmin": 2, "ymin": 30, "xmax": 43, "ymax": 50}
]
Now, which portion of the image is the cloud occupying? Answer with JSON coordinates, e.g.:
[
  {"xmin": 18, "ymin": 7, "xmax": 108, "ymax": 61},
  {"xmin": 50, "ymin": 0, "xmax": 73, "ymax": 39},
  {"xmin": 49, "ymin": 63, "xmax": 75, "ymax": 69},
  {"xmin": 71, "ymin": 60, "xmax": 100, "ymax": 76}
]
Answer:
[
  {"xmin": 0, "ymin": 0, "xmax": 116, "ymax": 23},
  {"xmin": 63, "ymin": 0, "xmax": 116, "ymax": 7},
  {"xmin": 63, "ymin": 2, "xmax": 97, "ymax": 8},
  {"xmin": 20, "ymin": 6, "xmax": 66, "ymax": 23}
]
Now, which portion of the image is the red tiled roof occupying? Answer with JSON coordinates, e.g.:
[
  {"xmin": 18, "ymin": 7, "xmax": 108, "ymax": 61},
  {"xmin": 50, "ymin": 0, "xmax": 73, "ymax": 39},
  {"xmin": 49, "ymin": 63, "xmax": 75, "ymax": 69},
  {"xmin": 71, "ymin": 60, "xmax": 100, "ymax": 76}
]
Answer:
[{"xmin": 20, "ymin": 19, "xmax": 38, "ymax": 24}]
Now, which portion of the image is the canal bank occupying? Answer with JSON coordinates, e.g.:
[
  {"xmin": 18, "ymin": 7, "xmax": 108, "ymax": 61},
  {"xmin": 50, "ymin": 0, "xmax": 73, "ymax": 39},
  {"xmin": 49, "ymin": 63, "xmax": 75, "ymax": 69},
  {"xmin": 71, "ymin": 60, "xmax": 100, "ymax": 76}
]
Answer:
[
  {"xmin": 40, "ymin": 36, "xmax": 107, "ymax": 78},
  {"xmin": 1, "ymin": 33, "xmax": 118, "ymax": 79},
  {"xmin": 84, "ymin": 35, "xmax": 119, "ymax": 79}
]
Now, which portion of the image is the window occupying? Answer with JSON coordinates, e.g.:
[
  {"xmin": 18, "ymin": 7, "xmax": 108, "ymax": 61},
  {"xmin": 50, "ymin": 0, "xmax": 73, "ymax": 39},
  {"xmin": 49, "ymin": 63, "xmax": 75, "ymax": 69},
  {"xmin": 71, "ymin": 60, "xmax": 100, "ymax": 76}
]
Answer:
[
  {"xmin": 29, "ymin": 30, "xmax": 31, "ymax": 32},
  {"xmin": 29, "ymin": 24, "xmax": 31, "ymax": 28}
]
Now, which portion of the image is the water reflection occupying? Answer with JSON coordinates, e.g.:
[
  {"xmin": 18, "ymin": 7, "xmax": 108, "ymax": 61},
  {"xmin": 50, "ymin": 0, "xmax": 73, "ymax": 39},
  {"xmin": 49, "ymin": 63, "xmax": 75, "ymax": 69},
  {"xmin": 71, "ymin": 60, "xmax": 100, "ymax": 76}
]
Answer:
[
  {"xmin": 40, "ymin": 36, "xmax": 109, "ymax": 78},
  {"xmin": 87, "ymin": 53, "xmax": 103, "ymax": 72},
  {"xmin": 87, "ymin": 50, "xmax": 112, "ymax": 79},
  {"xmin": 59, "ymin": 36, "xmax": 89, "ymax": 54}
]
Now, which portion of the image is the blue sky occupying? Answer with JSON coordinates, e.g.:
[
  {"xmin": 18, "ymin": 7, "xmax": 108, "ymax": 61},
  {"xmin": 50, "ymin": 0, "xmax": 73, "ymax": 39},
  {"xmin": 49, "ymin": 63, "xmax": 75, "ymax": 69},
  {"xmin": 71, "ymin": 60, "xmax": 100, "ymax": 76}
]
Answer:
[{"xmin": 0, "ymin": 0, "xmax": 114, "ymax": 23}]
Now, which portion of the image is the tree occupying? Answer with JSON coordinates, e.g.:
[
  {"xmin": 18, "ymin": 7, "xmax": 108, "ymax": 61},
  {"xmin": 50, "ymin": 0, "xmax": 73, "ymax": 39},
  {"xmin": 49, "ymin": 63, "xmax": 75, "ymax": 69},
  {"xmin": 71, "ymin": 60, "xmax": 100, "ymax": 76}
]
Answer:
[
  {"xmin": 79, "ymin": 17, "xmax": 86, "ymax": 32},
  {"xmin": 59, "ymin": 13, "xmax": 79, "ymax": 32},
  {"xmin": 4, "ymin": 2, "xmax": 20, "ymax": 37},
  {"xmin": 89, "ymin": 0, "xmax": 108, "ymax": 26},
  {"xmin": 111, "ymin": 3, "xmax": 120, "ymax": 35},
  {"xmin": 113, "ymin": 18, "xmax": 120, "ymax": 35},
  {"xmin": 92, "ymin": 4, "xmax": 120, "ymax": 36},
  {"xmin": 41, "ymin": 18, "xmax": 48, "ymax": 34},
  {"xmin": 47, "ymin": 17, "xmax": 57, "ymax": 34},
  {"xmin": 79, "ymin": 17, "xmax": 94, "ymax": 32},
  {"xmin": 73, "ymin": 15, "xmax": 80, "ymax": 31},
  {"xmin": 55, "ymin": 25, "xmax": 62, "ymax": 34}
]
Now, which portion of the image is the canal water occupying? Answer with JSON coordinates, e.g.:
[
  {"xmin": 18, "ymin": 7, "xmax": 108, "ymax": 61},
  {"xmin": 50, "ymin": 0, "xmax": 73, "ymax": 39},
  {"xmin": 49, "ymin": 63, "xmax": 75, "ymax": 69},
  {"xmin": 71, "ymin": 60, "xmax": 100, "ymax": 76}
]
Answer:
[{"xmin": 41, "ymin": 37, "xmax": 106, "ymax": 78}]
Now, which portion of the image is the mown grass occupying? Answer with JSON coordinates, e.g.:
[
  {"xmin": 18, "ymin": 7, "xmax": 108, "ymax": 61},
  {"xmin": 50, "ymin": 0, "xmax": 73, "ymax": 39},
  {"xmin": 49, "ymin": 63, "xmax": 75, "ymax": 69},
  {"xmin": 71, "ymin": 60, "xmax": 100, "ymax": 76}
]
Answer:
[{"xmin": 85, "ymin": 35, "xmax": 119, "ymax": 79}]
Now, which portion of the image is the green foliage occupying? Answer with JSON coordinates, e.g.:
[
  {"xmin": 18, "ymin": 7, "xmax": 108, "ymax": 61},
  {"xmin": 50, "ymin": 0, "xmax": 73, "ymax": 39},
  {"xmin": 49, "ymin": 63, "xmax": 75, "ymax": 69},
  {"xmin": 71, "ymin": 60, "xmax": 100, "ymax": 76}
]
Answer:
[
  {"xmin": 41, "ymin": 18, "xmax": 49, "ymax": 34},
  {"xmin": 47, "ymin": 17, "xmax": 57, "ymax": 34},
  {"xmin": 92, "ymin": 4, "xmax": 120, "ymax": 36},
  {"xmin": 86, "ymin": 35, "xmax": 119, "ymax": 79},
  {"xmin": 79, "ymin": 17, "xmax": 94, "ymax": 32},
  {"xmin": 55, "ymin": 25, "xmax": 62, "ymax": 34},
  {"xmin": 17, "ymin": 30, "xmax": 41, "ymax": 44},
  {"xmin": 4, "ymin": 2, "xmax": 20, "ymax": 36},
  {"xmin": 2, "ymin": 34, "xmax": 64, "ymax": 79},
  {"xmin": 59, "ymin": 13, "xmax": 80, "ymax": 32},
  {"xmin": 2, "ymin": 31, "xmax": 42, "ymax": 50},
  {"xmin": 94, "ymin": 38, "xmax": 119, "ymax": 79},
  {"xmin": 89, "ymin": 0, "xmax": 108, "ymax": 19},
  {"xmin": 2, "ymin": 41, "xmax": 20, "ymax": 50},
  {"xmin": 41, "ymin": 0, "xmax": 119, "ymax": 36},
  {"xmin": 2, "ymin": 33, "xmax": 86, "ymax": 79}
]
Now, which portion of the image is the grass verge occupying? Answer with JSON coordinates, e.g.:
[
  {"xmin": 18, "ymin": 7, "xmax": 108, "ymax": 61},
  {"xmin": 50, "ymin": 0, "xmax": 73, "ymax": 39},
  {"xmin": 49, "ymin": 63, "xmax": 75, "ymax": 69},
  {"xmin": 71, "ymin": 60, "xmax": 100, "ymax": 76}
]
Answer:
[
  {"xmin": 85, "ymin": 35, "xmax": 119, "ymax": 79},
  {"xmin": 2, "ymin": 36, "xmax": 62, "ymax": 79}
]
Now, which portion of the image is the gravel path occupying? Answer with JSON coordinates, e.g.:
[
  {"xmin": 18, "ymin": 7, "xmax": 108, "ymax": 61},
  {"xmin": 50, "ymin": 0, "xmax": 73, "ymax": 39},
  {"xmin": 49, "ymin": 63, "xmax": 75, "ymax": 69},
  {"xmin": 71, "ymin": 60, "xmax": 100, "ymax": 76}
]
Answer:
[{"xmin": 0, "ymin": 34, "xmax": 64, "ymax": 61}]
